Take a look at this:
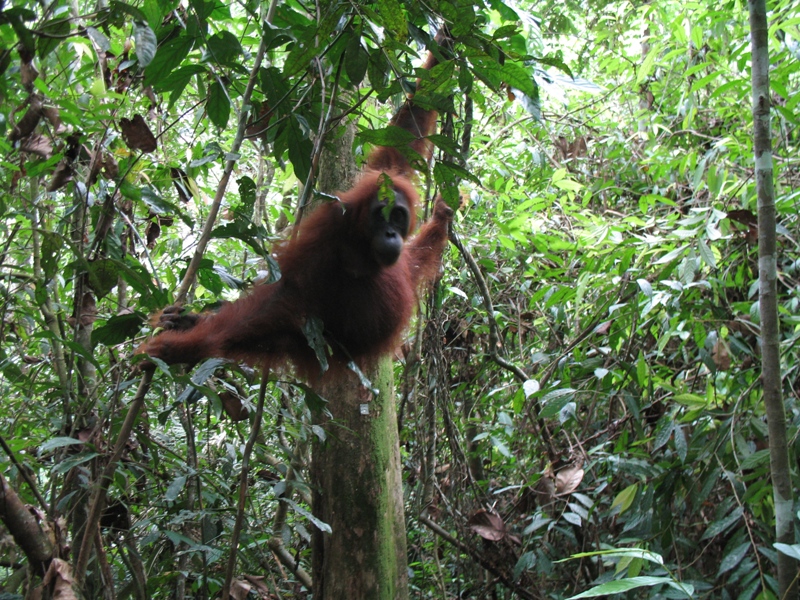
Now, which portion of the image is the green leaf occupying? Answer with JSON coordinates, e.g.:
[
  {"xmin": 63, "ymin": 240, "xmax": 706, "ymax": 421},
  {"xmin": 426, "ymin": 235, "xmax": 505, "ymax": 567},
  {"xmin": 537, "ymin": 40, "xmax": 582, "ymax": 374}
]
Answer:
[
  {"xmin": 610, "ymin": 483, "xmax": 638, "ymax": 514},
  {"xmin": 206, "ymin": 31, "xmax": 242, "ymax": 66},
  {"xmin": 653, "ymin": 415, "xmax": 673, "ymax": 450},
  {"xmin": 152, "ymin": 64, "xmax": 206, "ymax": 94},
  {"xmin": 141, "ymin": 186, "xmax": 175, "ymax": 215},
  {"xmin": 39, "ymin": 436, "xmax": 83, "ymax": 453},
  {"xmin": 345, "ymin": 34, "xmax": 369, "ymax": 86},
  {"xmin": 145, "ymin": 34, "xmax": 194, "ymax": 87},
  {"xmin": 567, "ymin": 576, "xmax": 693, "ymax": 599},
  {"xmin": 286, "ymin": 114, "xmax": 312, "ymax": 183},
  {"xmin": 282, "ymin": 497, "xmax": 332, "ymax": 533},
  {"xmin": 41, "ymin": 231, "xmax": 61, "ymax": 280},
  {"xmin": 673, "ymin": 393, "xmax": 707, "ymax": 407},
  {"xmin": 207, "ymin": 81, "xmax": 230, "ymax": 129},
  {"xmin": 52, "ymin": 452, "xmax": 100, "ymax": 475},
  {"xmin": 697, "ymin": 238, "xmax": 716, "ymax": 268},
  {"xmin": 367, "ymin": 48, "xmax": 390, "ymax": 92},
  {"xmin": 88, "ymin": 259, "xmax": 121, "ymax": 299},
  {"xmin": 471, "ymin": 59, "xmax": 504, "ymax": 91},
  {"xmin": 701, "ymin": 506, "xmax": 743, "ymax": 540},
  {"xmin": 739, "ymin": 449, "xmax": 770, "ymax": 470},
  {"xmin": 302, "ymin": 315, "xmax": 329, "ymax": 374},
  {"xmin": 637, "ymin": 43, "xmax": 661, "ymax": 83},
  {"xmin": 441, "ymin": 0, "xmax": 475, "ymax": 36},
  {"xmin": 134, "ymin": 21, "xmax": 157, "ymax": 67},
  {"xmin": 775, "ymin": 543, "xmax": 800, "ymax": 562},
  {"xmin": 38, "ymin": 17, "xmax": 71, "ymax": 59},
  {"xmin": 502, "ymin": 62, "xmax": 536, "ymax": 98},
  {"xmin": 376, "ymin": 0, "xmax": 407, "ymax": 39},
  {"xmin": 165, "ymin": 475, "xmax": 187, "ymax": 502},
  {"xmin": 655, "ymin": 245, "xmax": 687, "ymax": 264},
  {"xmin": 540, "ymin": 388, "xmax": 576, "ymax": 418},
  {"xmin": 197, "ymin": 264, "xmax": 223, "ymax": 295},
  {"xmin": 567, "ymin": 548, "xmax": 664, "ymax": 566},
  {"xmin": 673, "ymin": 424, "xmax": 687, "ymax": 463},
  {"xmin": 284, "ymin": 8, "xmax": 344, "ymax": 76},
  {"xmin": 718, "ymin": 542, "xmax": 750, "ymax": 575},
  {"xmin": 359, "ymin": 125, "xmax": 417, "ymax": 148},
  {"xmin": 110, "ymin": 0, "xmax": 148, "ymax": 22},
  {"xmin": 86, "ymin": 26, "xmax": 110, "ymax": 52},
  {"xmin": 92, "ymin": 313, "xmax": 146, "ymax": 347}
]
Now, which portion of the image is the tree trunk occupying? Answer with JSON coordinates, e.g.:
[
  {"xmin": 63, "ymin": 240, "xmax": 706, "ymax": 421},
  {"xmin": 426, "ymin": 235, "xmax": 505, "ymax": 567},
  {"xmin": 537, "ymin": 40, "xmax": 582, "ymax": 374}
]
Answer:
[
  {"xmin": 748, "ymin": 1, "xmax": 797, "ymax": 598},
  {"xmin": 310, "ymin": 118, "xmax": 409, "ymax": 599},
  {"xmin": 312, "ymin": 359, "xmax": 409, "ymax": 599}
]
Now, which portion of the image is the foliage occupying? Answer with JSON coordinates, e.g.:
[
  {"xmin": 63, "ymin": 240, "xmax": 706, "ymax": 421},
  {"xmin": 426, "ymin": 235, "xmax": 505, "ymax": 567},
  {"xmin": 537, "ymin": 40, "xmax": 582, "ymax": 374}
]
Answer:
[{"xmin": 0, "ymin": 0, "xmax": 799, "ymax": 598}]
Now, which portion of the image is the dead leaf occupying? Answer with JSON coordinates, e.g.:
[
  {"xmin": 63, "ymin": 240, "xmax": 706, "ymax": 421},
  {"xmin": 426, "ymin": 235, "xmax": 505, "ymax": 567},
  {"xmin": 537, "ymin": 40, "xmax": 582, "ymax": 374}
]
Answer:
[
  {"xmin": 19, "ymin": 133, "xmax": 53, "ymax": 158},
  {"xmin": 145, "ymin": 220, "xmax": 161, "ymax": 248},
  {"xmin": 171, "ymin": 167, "xmax": 193, "ymax": 202},
  {"xmin": 42, "ymin": 558, "xmax": 78, "ymax": 600},
  {"xmin": 468, "ymin": 509, "xmax": 506, "ymax": 541},
  {"xmin": 243, "ymin": 574, "xmax": 270, "ymax": 594},
  {"xmin": 42, "ymin": 106, "xmax": 67, "ymax": 135},
  {"xmin": 220, "ymin": 390, "xmax": 249, "ymax": 421},
  {"xmin": 712, "ymin": 338, "xmax": 731, "ymax": 371},
  {"xmin": 555, "ymin": 465, "xmax": 584, "ymax": 496},
  {"xmin": 230, "ymin": 579, "xmax": 251, "ymax": 600},
  {"xmin": 119, "ymin": 114, "xmax": 157, "ymax": 153},
  {"xmin": 21, "ymin": 62, "xmax": 39, "ymax": 91},
  {"xmin": 726, "ymin": 209, "xmax": 757, "ymax": 227},
  {"xmin": 101, "ymin": 152, "xmax": 119, "ymax": 179},
  {"xmin": 10, "ymin": 95, "xmax": 43, "ymax": 141},
  {"xmin": 47, "ymin": 161, "xmax": 73, "ymax": 191},
  {"xmin": 534, "ymin": 474, "xmax": 556, "ymax": 508}
]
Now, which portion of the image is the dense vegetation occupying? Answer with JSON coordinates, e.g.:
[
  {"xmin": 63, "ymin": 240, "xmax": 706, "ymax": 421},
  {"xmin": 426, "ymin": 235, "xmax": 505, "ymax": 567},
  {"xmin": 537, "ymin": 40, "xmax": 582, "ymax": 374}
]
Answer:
[{"xmin": 0, "ymin": 0, "xmax": 799, "ymax": 598}]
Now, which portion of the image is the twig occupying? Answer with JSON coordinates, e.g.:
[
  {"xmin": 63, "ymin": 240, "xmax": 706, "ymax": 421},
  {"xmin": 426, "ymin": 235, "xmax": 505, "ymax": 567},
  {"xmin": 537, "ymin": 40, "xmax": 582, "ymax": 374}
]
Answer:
[
  {"xmin": 447, "ymin": 229, "xmax": 555, "ymax": 461},
  {"xmin": 221, "ymin": 374, "xmax": 269, "ymax": 599},
  {"xmin": 419, "ymin": 514, "xmax": 538, "ymax": 600},
  {"xmin": 0, "ymin": 434, "xmax": 49, "ymax": 511},
  {"xmin": 74, "ymin": 369, "xmax": 152, "ymax": 585},
  {"xmin": 175, "ymin": 33, "xmax": 269, "ymax": 303}
]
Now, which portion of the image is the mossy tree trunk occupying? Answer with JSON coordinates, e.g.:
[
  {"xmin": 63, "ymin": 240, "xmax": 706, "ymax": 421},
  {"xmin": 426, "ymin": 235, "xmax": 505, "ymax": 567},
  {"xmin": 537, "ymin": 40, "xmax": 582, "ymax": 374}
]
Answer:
[
  {"xmin": 310, "ymin": 118, "xmax": 409, "ymax": 599},
  {"xmin": 311, "ymin": 360, "xmax": 409, "ymax": 599}
]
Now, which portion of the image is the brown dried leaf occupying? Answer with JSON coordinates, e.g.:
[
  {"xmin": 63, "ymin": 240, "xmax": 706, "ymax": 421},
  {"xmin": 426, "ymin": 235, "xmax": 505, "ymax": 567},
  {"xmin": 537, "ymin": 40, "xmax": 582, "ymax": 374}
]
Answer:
[
  {"xmin": 221, "ymin": 391, "xmax": 249, "ymax": 421},
  {"xmin": 171, "ymin": 167, "xmax": 192, "ymax": 202},
  {"xmin": 119, "ymin": 114, "xmax": 157, "ymax": 153},
  {"xmin": 712, "ymin": 338, "xmax": 731, "ymax": 371},
  {"xmin": 21, "ymin": 62, "xmax": 39, "ymax": 90},
  {"xmin": 534, "ymin": 474, "xmax": 556, "ymax": 508},
  {"xmin": 42, "ymin": 106, "xmax": 66, "ymax": 135},
  {"xmin": 230, "ymin": 580, "xmax": 251, "ymax": 600},
  {"xmin": 9, "ymin": 95, "xmax": 43, "ymax": 141},
  {"xmin": 145, "ymin": 220, "xmax": 161, "ymax": 248},
  {"xmin": 243, "ymin": 574, "xmax": 270, "ymax": 594},
  {"xmin": 245, "ymin": 102, "xmax": 272, "ymax": 140},
  {"xmin": 726, "ymin": 209, "xmax": 757, "ymax": 227},
  {"xmin": 467, "ymin": 509, "xmax": 506, "ymax": 541},
  {"xmin": 555, "ymin": 465, "xmax": 584, "ymax": 496},
  {"xmin": 101, "ymin": 152, "xmax": 119, "ymax": 179},
  {"xmin": 19, "ymin": 133, "xmax": 52, "ymax": 158},
  {"xmin": 87, "ymin": 151, "xmax": 103, "ymax": 187},
  {"xmin": 594, "ymin": 321, "xmax": 611, "ymax": 335},
  {"xmin": 47, "ymin": 161, "xmax": 73, "ymax": 191},
  {"xmin": 42, "ymin": 558, "xmax": 78, "ymax": 600}
]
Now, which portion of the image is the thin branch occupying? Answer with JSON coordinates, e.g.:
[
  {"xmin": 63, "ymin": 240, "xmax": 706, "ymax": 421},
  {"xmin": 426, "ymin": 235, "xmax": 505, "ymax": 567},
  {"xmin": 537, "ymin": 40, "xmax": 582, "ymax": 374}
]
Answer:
[
  {"xmin": 221, "ymin": 374, "xmax": 269, "ymax": 599},
  {"xmin": 447, "ymin": 229, "xmax": 556, "ymax": 460},
  {"xmin": 419, "ymin": 515, "xmax": 539, "ymax": 600},
  {"xmin": 0, "ymin": 434, "xmax": 49, "ymax": 511},
  {"xmin": 175, "ymin": 34, "xmax": 269, "ymax": 303},
  {"xmin": 74, "ymin": 369, "xmax": 152, "ymax": 585}
]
